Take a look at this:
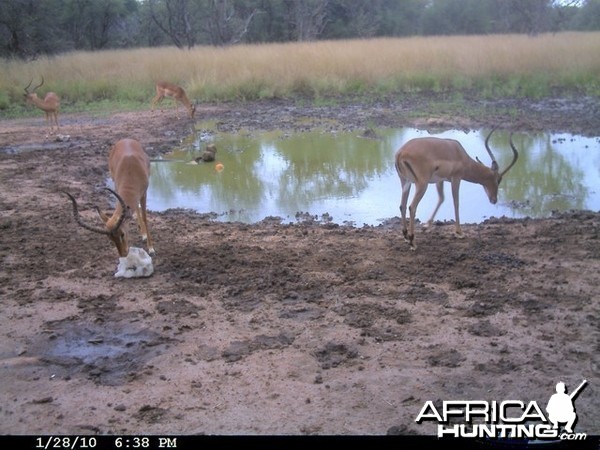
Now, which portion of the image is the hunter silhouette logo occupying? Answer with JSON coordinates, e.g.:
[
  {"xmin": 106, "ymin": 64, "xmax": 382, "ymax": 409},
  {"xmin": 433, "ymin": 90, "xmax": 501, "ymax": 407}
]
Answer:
[
  {"xmin": 415, "ymin": 379, "xmax": 589, "ymax": 439},
  {"xmin": 546, "ymin": 379, "xmax": 587, "ymax": 434}
]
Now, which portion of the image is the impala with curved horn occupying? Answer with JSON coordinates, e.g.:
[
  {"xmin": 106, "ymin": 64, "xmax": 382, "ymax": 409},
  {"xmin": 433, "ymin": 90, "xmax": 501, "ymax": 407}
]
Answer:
[
  {"xmin": 394, "ymin": 128, "xmax": 519, "ymax": 250},
  {"xmin": 63, "ymin": 139, "xmax": 155, "ymax": 257},
  {"xmin": 23, "ymin": 77, "xmax": 60, "ymax": 133}
]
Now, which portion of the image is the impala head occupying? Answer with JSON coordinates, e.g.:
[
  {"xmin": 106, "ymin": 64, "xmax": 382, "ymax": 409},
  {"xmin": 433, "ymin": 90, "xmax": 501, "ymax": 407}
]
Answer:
[
  {"xmin": 63, "ymin": 188, "xmax": 132, "ymax": 257},
  {"xmin": 23, "ymin": 77, "xmax": 45, "ymax": 102},
  {"xmin": 478, "ymin": 127, "xmax": 519, "ymax": 204}
]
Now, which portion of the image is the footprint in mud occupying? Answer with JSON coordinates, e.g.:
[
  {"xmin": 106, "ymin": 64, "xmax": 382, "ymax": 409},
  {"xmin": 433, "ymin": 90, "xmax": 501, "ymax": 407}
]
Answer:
[
  {"xmin": 156, "ymin": 298, "xmax": 203, "ymax": 316},
  {"xmin": 313, "ymin": 342, "xmax": 359, "ymax": 369},
  {"xmin": 426, "ymin": 348, "xmax": 465, "ymax": 368},
  {"xmin": 467, "ymin": 319, "xmax": 506, "ymax": 337},
  {"xmin": 221, "ymin": 332, "xmax": 295, "ymax": 363},
  {"xmin": 134, "ymin": 405, "xmax": 170, "ymax": 424}
]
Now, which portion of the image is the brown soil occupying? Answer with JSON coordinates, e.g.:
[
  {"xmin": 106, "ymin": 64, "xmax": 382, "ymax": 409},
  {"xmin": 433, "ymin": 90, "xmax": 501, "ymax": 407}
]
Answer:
[{"xmin": 0, "ymin": 96, "xmax": 598, "ymax": 436}]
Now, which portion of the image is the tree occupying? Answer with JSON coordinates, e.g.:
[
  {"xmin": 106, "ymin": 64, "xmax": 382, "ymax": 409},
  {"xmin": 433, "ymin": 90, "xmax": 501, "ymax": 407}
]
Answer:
[
  {"xmin": 147, "ymin": 0, "xmax": 200, "ymax": 49},
  {"xmin": 201, "ymin": 0, "xmax": 262, "ymax": 45},
  {"xmin": 1, "ymin": 0, "xmax": 598, "ymax": 57},
  {"xmin": 502, "ymin": 0, "xmax": 554, "ymax": 35},
  {"xmin": 421, "ymin": 0, "xmax": 493, "ymax": 35},
  {"xmin": 326, "ymin": 0, "xmax": 383, "ymax": 39},
  {"xmin": 284, "ymin": 0, "xmax": 329, "ymax": 41},
  {"xmin": 0, "ymin": 0, "xmax": 65, "ymax": 58},
  {"xmin": 59, "ymin": 0, "xmax": 136, "ymax": 50},
  {"xmin": 377, "ymin": 0, "xmax": 426, "ymax": 37},
  {"xmin": 570, "ymin": 0, "xmax": 600, "ymax": 30}
]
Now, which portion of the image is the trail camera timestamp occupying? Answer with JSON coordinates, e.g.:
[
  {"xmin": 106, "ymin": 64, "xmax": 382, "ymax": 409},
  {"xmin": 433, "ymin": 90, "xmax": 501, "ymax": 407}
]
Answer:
[{"xmin": 33, "ymin": 437, "xmax": 177, "ymax": 449}]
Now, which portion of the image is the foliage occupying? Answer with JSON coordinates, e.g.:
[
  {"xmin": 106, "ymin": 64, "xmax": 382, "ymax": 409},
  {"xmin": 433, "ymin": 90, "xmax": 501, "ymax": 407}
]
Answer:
[{"xmin": 1, "ymin": 0, "xmax": 599, "ymax": 58}]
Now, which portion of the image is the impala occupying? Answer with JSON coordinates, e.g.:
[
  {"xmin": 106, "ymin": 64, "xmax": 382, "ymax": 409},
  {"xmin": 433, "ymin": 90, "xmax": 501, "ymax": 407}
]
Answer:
[
  {"xmin": 151, "ymin": 81, "xmax": 196, "ymax": 119},
  {"xmin": 395, "ymin": 128, "xmax": 519, "ymax": 249},
  {"xmin": 23, "ymin": 77, "xmax": 60, "ymax": 133},
  {"xmin": 64, "ymin": 138, "xmax": 155, "ymax": 257}
]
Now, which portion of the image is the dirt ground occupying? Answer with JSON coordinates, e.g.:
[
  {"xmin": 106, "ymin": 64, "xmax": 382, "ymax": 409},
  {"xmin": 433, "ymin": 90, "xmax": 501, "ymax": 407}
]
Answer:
[{"xmin": 0, "ymin": 95, "xmax": 598, "ymax": 437}]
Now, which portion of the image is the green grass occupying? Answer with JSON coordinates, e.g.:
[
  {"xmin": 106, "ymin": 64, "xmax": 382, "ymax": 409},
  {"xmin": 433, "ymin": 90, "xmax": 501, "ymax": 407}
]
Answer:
[{"xmin": 1, "ymin": 32, "xmax": 598, "ymax": 118}]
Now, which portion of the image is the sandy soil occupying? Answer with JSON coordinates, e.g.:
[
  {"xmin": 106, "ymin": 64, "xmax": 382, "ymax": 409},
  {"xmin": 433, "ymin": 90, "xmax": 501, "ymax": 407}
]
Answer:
[{"xmin": 0, "ymin": 95, "xmax": 598, "ymax": 437}]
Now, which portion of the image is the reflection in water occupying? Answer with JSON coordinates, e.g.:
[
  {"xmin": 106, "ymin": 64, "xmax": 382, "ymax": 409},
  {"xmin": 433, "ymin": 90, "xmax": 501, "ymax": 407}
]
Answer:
[{"xmin": 146, "ymin": 126, "xmax": 599, "ymax": 226}]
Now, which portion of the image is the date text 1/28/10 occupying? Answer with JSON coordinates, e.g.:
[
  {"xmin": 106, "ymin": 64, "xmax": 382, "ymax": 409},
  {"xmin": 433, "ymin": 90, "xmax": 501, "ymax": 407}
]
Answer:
[{"xmin": 32, "ymin": 436, "xmax": 177, "ymax": 449}]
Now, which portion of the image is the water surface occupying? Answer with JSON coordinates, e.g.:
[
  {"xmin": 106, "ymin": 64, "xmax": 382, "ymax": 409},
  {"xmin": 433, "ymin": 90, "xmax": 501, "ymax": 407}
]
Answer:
[{"xmin": 147, "ymin": 126, "xmax": 599, "ymax": 226}]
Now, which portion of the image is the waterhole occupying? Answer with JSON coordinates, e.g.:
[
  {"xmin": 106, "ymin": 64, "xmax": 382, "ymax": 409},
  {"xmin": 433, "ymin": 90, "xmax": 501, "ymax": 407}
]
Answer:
[{"xmin": 146, "ymin": 125, "xmax": 599, "ymax": 226}]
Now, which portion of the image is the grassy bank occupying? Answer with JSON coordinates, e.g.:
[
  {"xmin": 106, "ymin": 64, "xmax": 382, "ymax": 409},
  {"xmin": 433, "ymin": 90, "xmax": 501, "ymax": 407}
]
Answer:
[{"xmin": 1, "ymin": 32, "xmax": 599, "ymax": 117}]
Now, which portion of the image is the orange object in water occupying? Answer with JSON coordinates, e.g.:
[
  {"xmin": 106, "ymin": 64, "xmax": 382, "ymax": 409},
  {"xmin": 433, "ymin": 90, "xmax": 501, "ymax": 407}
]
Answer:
[{"xmin": 215, "ymin": 163, "xmax": 224, "ymax": 172}]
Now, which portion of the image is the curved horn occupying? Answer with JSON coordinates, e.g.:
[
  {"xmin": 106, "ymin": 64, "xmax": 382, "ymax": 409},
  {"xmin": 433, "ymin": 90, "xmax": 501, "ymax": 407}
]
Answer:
[
  {"xmin": 24, "ymin": 79, "xmax": 33, "ymax": 94},
  {"xmin": 103, "ymin": 187, "xmax": 128, "ymax": 233},
  {"xmin": 484, "ymin": 126, "xmax": 499, "ymax": 168},
  {"xmin": 32, "ymin": 76, "xmax": 45, "ymax": 92},
  {"xmin": 500, "ymin": 133, "xmax": 519, "ymax": 178},
  {"xmin": 62, "ymin": 191, "xmax": 110, "ymax": 235}
]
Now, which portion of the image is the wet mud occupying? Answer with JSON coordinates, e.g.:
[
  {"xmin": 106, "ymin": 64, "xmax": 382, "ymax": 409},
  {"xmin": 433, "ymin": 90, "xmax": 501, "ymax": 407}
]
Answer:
[{"xmin": 0, "ymin": 95, "xmax": 598, "ymax": 435}]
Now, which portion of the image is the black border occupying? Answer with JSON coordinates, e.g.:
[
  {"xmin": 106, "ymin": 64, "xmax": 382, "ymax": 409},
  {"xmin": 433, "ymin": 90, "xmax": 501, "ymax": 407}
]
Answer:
[{"xmin": 3, "ymin": 435, "xmax": 599, "ymax": 450}]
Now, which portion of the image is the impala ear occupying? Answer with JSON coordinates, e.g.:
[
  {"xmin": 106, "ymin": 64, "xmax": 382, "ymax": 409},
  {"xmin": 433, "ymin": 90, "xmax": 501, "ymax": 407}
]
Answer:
[
  {"xmin": 475, "ymin": 156, "xmax": 484, "ymax": 165},
  {"xmin": 96, "ymin": 206, "xmax": 132, "ymax": 222},
  {"xmin": 96, "ymin": 206, "xmax": 111, "ymax": 223}
]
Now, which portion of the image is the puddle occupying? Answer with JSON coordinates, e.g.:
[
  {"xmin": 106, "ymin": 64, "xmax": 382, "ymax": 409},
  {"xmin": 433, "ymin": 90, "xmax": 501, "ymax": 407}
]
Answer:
[
  {"xmin": 146, "ymin": 126, "xmax": 600, "ymax": 226},
  {"xmin": 28, "ymin": 320, "xmax": 172, "ymax": 386}
]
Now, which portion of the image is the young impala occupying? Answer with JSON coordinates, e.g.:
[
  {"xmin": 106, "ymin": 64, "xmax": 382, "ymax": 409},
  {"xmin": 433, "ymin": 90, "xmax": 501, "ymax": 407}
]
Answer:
[
  {"xmin": 63, "ymin": 139, "xmax": 155, "ymax": 257},
  {"xmin": 23, "ymin": 77, "xmax": 60, "ymax": 133},
  {"xmin": 395, "ymin": 128, "xmax": 519, "ymax": 250},
  {"xmin": 151, "ymin": 81, "xmax": 196, "ymax": 119}
]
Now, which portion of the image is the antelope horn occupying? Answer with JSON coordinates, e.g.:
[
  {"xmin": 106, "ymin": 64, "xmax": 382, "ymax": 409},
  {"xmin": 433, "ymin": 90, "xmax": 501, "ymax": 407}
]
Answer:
[
  {"xmin": 63, "ymin": 188, "xmax": 129, "ymax": 235},
  {"xmin": 500, "ymin": 133, "xmax": 519, "ymax": 178},
  {"xmin": 24, "ymin": 79, "xmax": 33, "ymax": 94},
  {"xmin": 62, "ymin": 191, "xmax": 110, "ymax": 235},
  {"xmin": 32, "ymin": 76, "xmax": 45, "ymax": 92},
  {"xmin": 484, "ymin": 126, "xmax": 499, "ymax": 168},
  {"xmin": 103, "ymin": 187, "xmax": 129, "ymax": 232}
]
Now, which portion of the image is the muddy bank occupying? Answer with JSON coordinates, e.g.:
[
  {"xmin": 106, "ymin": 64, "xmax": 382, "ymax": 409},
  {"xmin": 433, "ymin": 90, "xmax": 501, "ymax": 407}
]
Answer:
[{"xmin": 0, "ymin": 95, "xmax": 598, "ymax": 436}]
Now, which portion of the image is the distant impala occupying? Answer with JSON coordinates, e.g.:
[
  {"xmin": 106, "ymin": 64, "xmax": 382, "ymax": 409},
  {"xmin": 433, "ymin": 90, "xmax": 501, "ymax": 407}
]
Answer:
[
  {"xmin": 395, "ymin": 128, "xmax": 519, "ymax": 249},
  {"xmin": 23, "ymin": 77, "xmax": 60, "ymax": 133},
  {"xmin": 151, "ymin": 81, "xmax": 196, "ymax": 119}
]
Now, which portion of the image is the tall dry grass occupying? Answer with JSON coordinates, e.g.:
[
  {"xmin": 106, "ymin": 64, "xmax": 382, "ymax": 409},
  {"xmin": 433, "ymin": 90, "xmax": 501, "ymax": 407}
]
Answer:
[{"xmin": 1, "ymin": 32, "xmax": 598, "ymax": 113}]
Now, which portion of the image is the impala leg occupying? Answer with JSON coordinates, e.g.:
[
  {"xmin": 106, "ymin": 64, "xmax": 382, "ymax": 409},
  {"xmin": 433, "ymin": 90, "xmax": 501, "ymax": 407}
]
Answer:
[
  {"xmin": 45, "ymin": 112, "xmax": 54, "ymax": 135},
  {"xmin": 138, "ymin": 192, "xmax": 155, "ymax": 256},
  {"xmin": 151, "ymin": 94, "xmax": 163, "ymax": 112},
  {"xmin": 451, "ymin": 178, "xmax": 463, "ymax": 237},
  {"xmin": 408, "ymin": 183, "xmax": 428, "ymax": 250},
  {"xmin": 53, "ymin": 111, "xmax": 60, "ymax": 132},
  {"xmin": 426, "ymin": 181, "xmax": 445, "ymax": 228},
  {"xmin": 174, "ymin": 99, "xmax": 181, "ymax": 120},
  {"xmin": 400, "ymin": 181, "xmax": 411, "ymax": 242}
]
